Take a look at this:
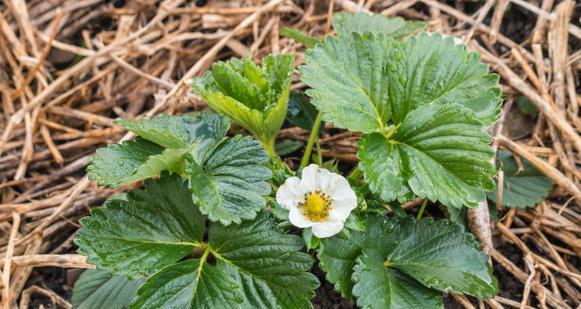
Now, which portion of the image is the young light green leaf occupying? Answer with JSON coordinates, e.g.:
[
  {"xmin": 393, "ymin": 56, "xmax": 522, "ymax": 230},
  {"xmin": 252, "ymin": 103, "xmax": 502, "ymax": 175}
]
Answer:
[
  {"xmin": 187, "ymin": 135, "xmax": 272, "ymax": 225},
  {"xmin": 280, "ymin": 27, "xmax": 321, "ymax": 48},
  {"xmin": 192, "ymin": 54, "xmax": 294, "ymax": 155},
  {"xmin": 75, "ymin": 175, "xmax": 205, "ymax": 278},
  {"xmin": 358, "ymin": 103, "xmax": 496, "ymax": 208},
  {"xmin": 72, "ymin": 269, "xmax": 144, "ymax": 309},
  {"xmin": 333, "ymin": 12, "xmax": 426, "ymax": 38},
  {"xmin": 487, "ymin": 151, "xmax": 553, "ymax": 208},
  {"xmin": 115, "ymin": 113, "xmax": 229, "ymax": 149},
  {"xmin": 319, "ymin": 215, "xmax": 497, "ymax": 307},
  {"xmin": 131, "ymin": 214, "xmax": 319, "ymax": 309},
  {"xmin": 87, "ymin": 138, "xmax": 164, "ymax": 188},
  {"xmin": 300, "ymin": 32, "xmax": 501, "ymax": 132}
]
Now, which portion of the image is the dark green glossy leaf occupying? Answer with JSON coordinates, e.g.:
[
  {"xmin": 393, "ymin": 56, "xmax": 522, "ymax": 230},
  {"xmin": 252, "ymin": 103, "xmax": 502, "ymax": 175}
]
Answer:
[
  {"xmin": 187, "ymin": 135, "xmax": 271, "ymax": 225},
  {"xmin": 353, "ymin": 250, "xmax": 442, "ymax": 309},
  {"xmin": 131, "ymin": 214, "xmax": 319, "ymax": 309},
  {"xmin": 300, "ymin": 32, "xmax": 501, "ymax": 133},
  {"xmin": 72, "ymin": 269, "xmax": 144, "ymax": 309},
  {"xmin": 87, "ymin": 138, "xmax": 163, "ymax": 188},
  {"xmin": 275, "ymin": 139, "xmax": 303, "ymax": 156},
  {"xmin": 286, "ymin": 91, "xmax": 322, "ymax": 131},
  {"xmin": 358, "ymin": 103, "xmax": 496, "ymax": 208},
  {"xmin": 319, "ymin": 215, "xmax": 497, "ymax": 307},
  {"xmin": 130, "ymin": 260, "xmax": 240, "ymax": 309},
  {"xmin": 76, "ymin": 175, "xmax": 205, "ymax": 278}
]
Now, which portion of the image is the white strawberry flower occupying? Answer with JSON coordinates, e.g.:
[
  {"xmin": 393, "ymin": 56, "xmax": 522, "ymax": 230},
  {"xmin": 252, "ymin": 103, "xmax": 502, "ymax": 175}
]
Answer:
[{"xmin": 276, "ymin": 164, "xmax": 357, "ymax": 238}]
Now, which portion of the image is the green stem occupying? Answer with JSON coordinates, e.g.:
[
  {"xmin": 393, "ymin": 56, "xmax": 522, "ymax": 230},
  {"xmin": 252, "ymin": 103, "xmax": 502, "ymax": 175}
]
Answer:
[
  {"xmin": 300, "ymin": 112, "xmax": 323, "ymax": 168},
  {"xmin": 416, "ymin": 199, "xmax": 428, "ymax": 220},
  {"xmin": 261, "ymin": 138, "xmax": 278, "ymax": 159},
  {"xmin": 315, "ymin": 139, "xmax": 322, "ymax": 165}
]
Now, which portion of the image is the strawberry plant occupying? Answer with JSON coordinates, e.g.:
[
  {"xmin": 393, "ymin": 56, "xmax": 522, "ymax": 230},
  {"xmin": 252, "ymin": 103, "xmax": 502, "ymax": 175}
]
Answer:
[{"xmin": 74, "ymin": 12, "xmax": 500, "ymax": 309}]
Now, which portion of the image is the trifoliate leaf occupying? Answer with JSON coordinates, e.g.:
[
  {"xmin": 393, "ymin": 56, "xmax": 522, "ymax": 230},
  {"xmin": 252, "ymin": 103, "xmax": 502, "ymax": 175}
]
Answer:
[
  {"xmin": 87, "ymin": 138, "xmax": 163, "ymax": 187},
  {"xmin": 131, "ymin": 214, "xmax": 319, "ymax": 309},
  {"xmin": 192, "ymin": 54, "xmax": 294, "ymax": 152},
  {"xmin": 187, "ymin": 135, "xmax": 272, "ymax": 225},
  {"xmin": 333, "ymin": 12, "xmax": 426, "ymax": 38},
  {"xmin": 300, "ymin": 32, "xmax": 501, "ymax": 133},
  {"xmin": 487, "ymin": 151, "xmax": 553, "ymax": 208},
  {"xmin": 88, "ymin": 113, "xmax": 229, "ymax": 188},
  {"xmin": 352, "ymin": 251, "xmax": 442, "ymax": 309},
  {"xmin": 319, "ymin": 215, "xmax": 497, "ymax": 307},
  {"xmin": 115, "ymin": 113, "xmax": 229, "ymax": 149},
  {"xmin": 358, "ymin": 103, "xmax": 496, "ymax": 208},
  {"xmin": 76, "ymin": 175, "xmax": 205, "ymax": 278},
  {"xmin": 72, "ymin": 269, "xmax": 144, "ymax": 309}
]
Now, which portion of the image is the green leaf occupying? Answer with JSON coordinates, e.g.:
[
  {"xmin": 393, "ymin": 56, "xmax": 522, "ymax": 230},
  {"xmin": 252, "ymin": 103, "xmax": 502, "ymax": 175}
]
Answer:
[
  {"xmin": 72, "ymin": 269, "xmax": 144, "ymax": 309},
  {"xmin": 76, "ymin": 175, "xmax": 205, "ymax": 278},
  {"xmin": 352, "ymin": 251, "xmax": 442, "ymax": 309},
  {"xmin": 391, "ymin": 32, "xmax": 500, "ymax": 125},
  {"xmin": 487, "ymin": 151, "xmax": 553, "ymax": 208},
  {"xmin": 275, "ymin": 139, "xmax": 303, "ymax": 156},
  {"xmin": 187, "ymin": 135, "xmax": 272, "ymax": 225},
  {"xmin": 287, "ymin": 91, "xmax": 322, "ymax": 131},
  {"xmin": 87, "ymin": 138, "xmax": 164, "ymax": 187},
  {"xmin": 300, "ymin": 32, "xmax": 501, "ymax": 133},
  {"xmin": 358, "ymin": 103, "xmax": 496, "ymax": 208},
  {"xmin": 208, "ymin": 214, "xmax": 319, "ymax": 308},
  {"xmin": 280, "ymin": 27, "xmax": 321, "ymax": 48},
  {"xmin": 319, "ymin": 215, "xmax": 497, "ymax": 307},
  {"xmin": 130, "ymin": 259, "xmax": 241, "ymax": 309},
  {"xmin": 132, "ymin": 214, "xmax": 319, "ymax": 309},
  {"xmin": 88, "ymin": 113, "xmax": 230, "ymax": 188},
  {"xmin": 300, "ymin": 32, "xmax": 395, "ymax": 133},
  {"xmin": 333, "ymin": 12, "xmax": 426, "ymax": 38},
  {"xmin": 115, "ymin": 113, "xmax": 229, "ymax": 149},
  {"xmin": 192, "ymin": 54, "xmax": 294, "ymax": 150},
  {"xmin": 515, "ymin": 96, "xmax": 538, "ymax": 115}
]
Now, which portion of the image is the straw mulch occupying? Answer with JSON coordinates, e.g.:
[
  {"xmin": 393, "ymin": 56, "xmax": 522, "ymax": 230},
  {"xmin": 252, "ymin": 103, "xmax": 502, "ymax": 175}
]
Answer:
[{"xmin": 0, "ymin": 0, "xmax": 579, "ymax": 308}]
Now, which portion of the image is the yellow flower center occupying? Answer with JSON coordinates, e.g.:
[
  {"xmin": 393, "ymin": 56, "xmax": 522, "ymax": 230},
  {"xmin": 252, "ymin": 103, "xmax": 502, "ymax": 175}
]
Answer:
[{"xmin": 300, "ymin": 190, "xmax": 332, "ymax": 222}]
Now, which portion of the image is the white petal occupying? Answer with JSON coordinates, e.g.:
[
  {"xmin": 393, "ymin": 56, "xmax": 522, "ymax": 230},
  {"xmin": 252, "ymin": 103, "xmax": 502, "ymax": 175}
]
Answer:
[
  {"xmin": 329, "ymin": 200, "xmax": 356, "ymax": 221},
  {"xmin": 288, "ymin": 207, "xmax": 313, "ymax": 228},
  {"xmin": 316, "ymin": 168, "xmax": 335, "ymax": 192},
  {"xmin": 312, "ymin": 220, "xmax": 344, "ymax": 238},
  {"xmin": 276, "ymin": 177, "xmax": 305, "ymax": 209},
  {"xmin": 300, "ymin": 164, "xmax": 322, "ymax": 192},
  {"xmin": 326, "ymin": 174, "xmax": 356, "ymax": 200}
]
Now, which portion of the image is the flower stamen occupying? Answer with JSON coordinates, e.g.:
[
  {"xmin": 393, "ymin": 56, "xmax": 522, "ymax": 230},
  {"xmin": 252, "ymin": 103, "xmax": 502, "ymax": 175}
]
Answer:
[{"xmin": 299, "ymin": 190, "xmax": 332, "ymax": 222}]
